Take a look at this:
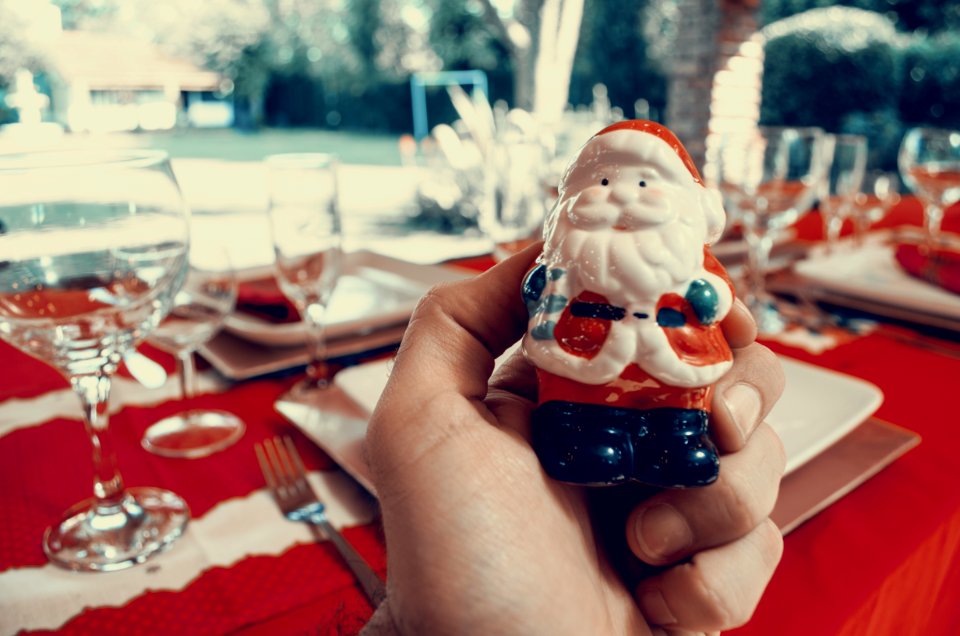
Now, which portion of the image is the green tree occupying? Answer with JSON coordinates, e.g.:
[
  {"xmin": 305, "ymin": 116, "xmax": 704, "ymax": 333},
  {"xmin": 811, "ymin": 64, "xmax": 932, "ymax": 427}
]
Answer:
[
  {"xmin": 345, "ymin": 0, "xmax": 382, "ymax": 80},
  {"xmin": 427, "ymin": 0, "xmax": 508, "ymax": 71},
  {"xmin": 0, "ymin": 1, "xmax": 45, "ymax": 87},
  {"xmin": 50, "ymin": 0, "xmax": 118, "ymax": 30},
  {"xmin": 900, "ymin": 31, "xmax": 960, "ymax": 128},
  {"xmin": 573, "ymin": 0, "xmax": 665, "ymax": 116}
]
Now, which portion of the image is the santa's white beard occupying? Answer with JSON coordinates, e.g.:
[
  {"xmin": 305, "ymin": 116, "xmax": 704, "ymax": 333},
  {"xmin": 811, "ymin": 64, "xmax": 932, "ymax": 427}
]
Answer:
[{"xmin": 549, "ymin": 208, "xmax": 705, "ymax": 304}]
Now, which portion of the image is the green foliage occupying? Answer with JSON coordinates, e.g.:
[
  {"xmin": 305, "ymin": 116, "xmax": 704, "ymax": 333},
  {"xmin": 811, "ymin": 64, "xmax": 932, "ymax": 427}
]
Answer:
[
  {"xmin": 761, "ymin": 6, "xmax": 960, "ymax": 169},
  {"xmin": 899, "ymin": 32, "xmax": 960, "ymax": 128},
  {"xmin": 839, "ymin": 108, "xmax": 905, "ymax": 171},
  {"xmin": 345, "ymin": 0, "xmax": 382, "ymax": 79},
  {"xmin": 0, "ymin": 1, "xmax": 45, "ymax": 87},
  {"xmin": 426, "ymin": 0, "xmax": 508, "ymax": 71},
  {"xmin": 761, "ymin": 0, "xmax": 960, "ymax": 34},
  {"xmin": 51, "ymin": 0, "xmax": 119, "ymax": 30},
  {"xmin": 760, "ymin": 7, "xmax": 902, "ymax": 133}
]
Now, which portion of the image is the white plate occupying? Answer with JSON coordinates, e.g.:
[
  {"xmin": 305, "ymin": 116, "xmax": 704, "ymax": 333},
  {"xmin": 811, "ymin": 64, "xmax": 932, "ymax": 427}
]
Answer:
[
  {"xmin": 793, "ymin": 237, "xmax": 960, "ymax": 327},
  {"xmin": 711, "ymin": 227, "xmax": 795, "ymax": 261},
  {"xmin": 226, "ymin": 251, "xmax": 473, "ymax": 347},
  {"xmin": 278, "ymin": 355, "xmax": 883, "ymax": 496}
]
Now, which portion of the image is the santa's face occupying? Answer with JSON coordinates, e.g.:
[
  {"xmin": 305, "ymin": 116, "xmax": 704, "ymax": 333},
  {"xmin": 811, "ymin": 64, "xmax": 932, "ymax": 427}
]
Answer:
[{"xmin": 544, "ymin": 131, "xmax": 725, "ymax": 303}]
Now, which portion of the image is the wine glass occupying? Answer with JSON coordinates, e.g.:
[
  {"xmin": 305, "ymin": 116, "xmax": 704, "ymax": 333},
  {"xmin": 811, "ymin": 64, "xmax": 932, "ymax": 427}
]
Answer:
[
  {"xmin": 266, "ymin": 153, "xmax": 342, "ymax": 398},
  {"xmin": 0, "ymin": 149, "xmax": 190, "ymax": 571},
  {"xmin": 142, "ymin": 241, "xmax": 244, "ymax": 458},
  {"xmin": 851, "ymin": 171, "xmax": 901, "ymax": 246},
  {"xmin": 715, "ymin": 127, "xmax": 825, "ymax": 333},
  {"xmin": 819, "ymin": 133, "xmax": 867, "ymax": 251},
  {"xmin": 481, "ymin": 135, "xmax": 549, "ymax": 261},
  {"xmin": 898, "ymin": 127, "xmax": 960, "ymax": 244}
]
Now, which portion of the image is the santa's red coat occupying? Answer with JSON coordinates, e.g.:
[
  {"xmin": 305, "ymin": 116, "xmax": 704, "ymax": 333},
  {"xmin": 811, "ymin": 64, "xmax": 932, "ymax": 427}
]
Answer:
[{"xmin": 537, "ymin": 249, "xmax": 734, "ymax": 412}]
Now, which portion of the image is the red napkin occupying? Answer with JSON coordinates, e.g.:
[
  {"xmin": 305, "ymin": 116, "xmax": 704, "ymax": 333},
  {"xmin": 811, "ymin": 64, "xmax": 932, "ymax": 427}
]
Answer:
[
  {"xmin": 236, "ymin": 277, "xmax": 301, "ymax": 324},
  {"xmin": 894, "ymin": 237, "xmax": 960, "ymax": 295}
]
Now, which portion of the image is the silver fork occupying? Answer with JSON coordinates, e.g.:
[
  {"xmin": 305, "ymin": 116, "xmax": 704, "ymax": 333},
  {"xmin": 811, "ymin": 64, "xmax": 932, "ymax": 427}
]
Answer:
[{"xmin": 255, "ymin": 436, "xmax": 386, "ymax": 607}]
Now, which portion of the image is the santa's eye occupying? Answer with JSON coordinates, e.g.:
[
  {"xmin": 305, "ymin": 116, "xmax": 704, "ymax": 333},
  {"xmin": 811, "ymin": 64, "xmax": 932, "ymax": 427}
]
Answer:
[
  {"xmin": 639, "ymin": 180, "xmax": 648, "ymax": 188},
  {"xmin": 601, "ymin": 178, "xmax": 609, "ymax": 186}
]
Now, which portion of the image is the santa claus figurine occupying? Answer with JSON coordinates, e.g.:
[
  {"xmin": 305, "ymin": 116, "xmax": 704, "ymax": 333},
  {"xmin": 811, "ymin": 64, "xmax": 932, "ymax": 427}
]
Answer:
[{"xmin": 522, "ymin": 120, "xmax": 735, "ymax": 488}]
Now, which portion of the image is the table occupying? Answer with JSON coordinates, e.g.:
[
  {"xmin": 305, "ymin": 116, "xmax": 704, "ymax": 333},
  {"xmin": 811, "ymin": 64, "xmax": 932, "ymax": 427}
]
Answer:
[{"xmin": 3, "ymin": 202, "xmax": 960, "ymax": 635}]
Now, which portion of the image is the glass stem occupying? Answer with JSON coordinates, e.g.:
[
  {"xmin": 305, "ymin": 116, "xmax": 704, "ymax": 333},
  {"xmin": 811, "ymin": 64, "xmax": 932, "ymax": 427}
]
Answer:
[
  {"xmin": 824, "ymin": 211, "xmax": 843, "ymax": 250},
  {"xmin": 303, "ymin": 302, "xmax": 330, "ymax": 389},
  {"xmin": 745, "ymin": 228, "xmax": 774, "ymax": 310},
  {"xmin": 71, "ymin": 373, "xmax": 125, "ymax": 507},
  {"xmin": 177, "ymin": 350, "xmax": 196, "ymax": 401},
  {"xmin": 925, "ymin": 203, "xmax": 944, "ymax": 247}
]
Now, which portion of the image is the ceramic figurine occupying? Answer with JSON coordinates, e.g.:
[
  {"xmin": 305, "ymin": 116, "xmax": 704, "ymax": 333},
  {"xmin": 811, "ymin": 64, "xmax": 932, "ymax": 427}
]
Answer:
[{"xmin": 522, "ymin": 120, "xmax": 735, "ymax": 488}]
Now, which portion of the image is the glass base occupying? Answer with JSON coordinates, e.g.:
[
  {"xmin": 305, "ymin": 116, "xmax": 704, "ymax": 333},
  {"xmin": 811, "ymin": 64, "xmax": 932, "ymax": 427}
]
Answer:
[
  {"xmin": 285, "ymin": 375, "xmax": 333, "ymax": 401},
  {"xmin": 748, "ymin": 297, "xmax": 789, "ymax": 335},
  {"xmin": 142, "ymin": 410, "xmax": 245, "ymax": 459},
  {"xmin": 43, "ymin": 487, "xmax": 190, "ymax": 572}
]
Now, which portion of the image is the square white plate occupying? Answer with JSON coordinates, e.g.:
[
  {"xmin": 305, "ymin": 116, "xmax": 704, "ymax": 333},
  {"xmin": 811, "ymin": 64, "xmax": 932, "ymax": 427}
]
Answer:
[
  {"xmin": 793, "ymin": 236, "xmax": 960, "ymax": 328},
  {"xmin": 225, "ymin": 250, "xmax": 473, "ymax": 348},
  {"xmin": 278, "ymin": 355, "xmax": 884, "ymax": 496}
]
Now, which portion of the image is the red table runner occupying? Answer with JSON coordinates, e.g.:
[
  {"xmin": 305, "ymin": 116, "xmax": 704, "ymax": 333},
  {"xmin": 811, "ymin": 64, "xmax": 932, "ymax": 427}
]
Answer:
[{"xmin": 3, "ymin": 202, "xmax": 960, "ymax": 634}]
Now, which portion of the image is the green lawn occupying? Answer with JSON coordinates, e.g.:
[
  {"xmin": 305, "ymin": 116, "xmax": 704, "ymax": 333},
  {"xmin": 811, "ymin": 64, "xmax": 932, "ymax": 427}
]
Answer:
[{"xmin": 134, "ymin": 128, "xmax": 404, "ymax": 165}]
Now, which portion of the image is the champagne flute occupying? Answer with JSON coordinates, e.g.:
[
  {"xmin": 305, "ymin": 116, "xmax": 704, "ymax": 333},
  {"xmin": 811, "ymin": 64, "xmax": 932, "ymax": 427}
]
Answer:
[
  {"xmin": 898, "ymin": 127, "xmax": 960, "ymax": 244},
  {"xmin": 266, "ymin": 153, "xmax": 342, "ymax": 397},
  {"xmin": 0, "ymin": 149, "xmax": 190, "ymax": 572},
  {"xmin": 716, "ymin": 127, "xmax": 825, "ymax": 333},
  {"xmin": 142, "ymin": 242, "xmax": 244, "ymax": 458},
  {"xmin": 819, "ymin": 133, "xmax": 867, "ymax": 250}
]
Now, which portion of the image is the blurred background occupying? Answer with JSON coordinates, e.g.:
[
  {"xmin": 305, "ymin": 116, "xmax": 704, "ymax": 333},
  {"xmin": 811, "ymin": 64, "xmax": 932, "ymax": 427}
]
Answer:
[{"xmin": 1, "ymin": 0, "xmax": 956, "ymax": 166}]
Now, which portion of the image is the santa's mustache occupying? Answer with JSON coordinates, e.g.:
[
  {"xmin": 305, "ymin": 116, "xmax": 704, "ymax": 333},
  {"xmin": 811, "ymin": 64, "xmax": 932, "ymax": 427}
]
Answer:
[{"xmin": 548, "ymin": 204, "xmax": 704, "ymax": 304}]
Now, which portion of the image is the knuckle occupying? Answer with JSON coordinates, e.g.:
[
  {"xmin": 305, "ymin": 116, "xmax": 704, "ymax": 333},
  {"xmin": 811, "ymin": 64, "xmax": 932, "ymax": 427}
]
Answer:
[
  {"xmin": 413, "ymin": 283, "xmax": 458, "ymax": 319},
  {"xmin": 760, "ymin": 423, "xmax": 788, "ymax": 477},
  {"xmin": 756, "ymin": 346, "xmax": 786, "ymax": 394},
  {"xmin": 686, "ymin": 567, "xmax": 746, "ymax": 628},
  {"xmin": 717, "ymin": 468, "xmax": 765, "ymax": 534},
  {"xmin": 758, "ymin": 518, "xmax": 785, "ymax": 569}
]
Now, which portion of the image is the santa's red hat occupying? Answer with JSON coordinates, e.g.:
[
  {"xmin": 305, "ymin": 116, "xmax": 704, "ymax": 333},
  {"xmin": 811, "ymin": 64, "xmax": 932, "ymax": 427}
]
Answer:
[{"xmin": 593, "ymin": 119, "xmax": 704, "ymax": 184}]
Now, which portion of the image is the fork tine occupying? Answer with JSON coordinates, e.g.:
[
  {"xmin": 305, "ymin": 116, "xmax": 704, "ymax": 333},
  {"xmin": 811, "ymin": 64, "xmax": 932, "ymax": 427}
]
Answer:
[
  {"xmin": 255, "ymin": 441, "xmax": 279, "ymax": 493},
  {"xmin": 281, "ymin": 436, "xmax": 312, "ymax": 495},
  {"xmin": 274, "ymin": 436, "xmax": 297, "ymax": 483}
]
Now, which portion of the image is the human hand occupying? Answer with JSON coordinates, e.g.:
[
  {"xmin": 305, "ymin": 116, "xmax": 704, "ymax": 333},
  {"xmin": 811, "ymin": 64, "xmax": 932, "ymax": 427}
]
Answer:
[{"xmin": 363, "ymin": 243, "xmax": 786, "ymax": 636}]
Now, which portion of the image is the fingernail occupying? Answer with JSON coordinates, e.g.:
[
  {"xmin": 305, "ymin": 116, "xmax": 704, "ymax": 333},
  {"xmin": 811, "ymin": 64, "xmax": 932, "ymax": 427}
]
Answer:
[
  {"xmin": 639, "ymin": 589, "xmax": 678, "ymax": 626},
  {"xmin": 724, "ymin": 382, "xmax": 761, "ymax": 443},
  {"xmin": 636, "ymin": 503, "xmax": 693, "ymax": 560}
]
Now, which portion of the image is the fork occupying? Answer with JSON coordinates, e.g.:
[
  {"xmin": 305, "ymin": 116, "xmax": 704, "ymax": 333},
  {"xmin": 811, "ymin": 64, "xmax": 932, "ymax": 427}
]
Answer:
[{"xmin": 255, "ymin": 436, "xmax": 386, "ymax": 607}]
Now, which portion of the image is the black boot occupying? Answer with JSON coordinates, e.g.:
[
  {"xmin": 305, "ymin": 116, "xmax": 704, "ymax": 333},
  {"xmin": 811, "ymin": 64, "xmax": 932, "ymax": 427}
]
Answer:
[
  {"xmin": 532, "ymin": 402, "xmax": 634, "ymax": 486},
  {"xmin": 532, "ymin": 402, "xmax": 719, "ymax": 488},
  {"xmin": 630, "ymin": 408, "xmax": 719, "ymax": 488}
]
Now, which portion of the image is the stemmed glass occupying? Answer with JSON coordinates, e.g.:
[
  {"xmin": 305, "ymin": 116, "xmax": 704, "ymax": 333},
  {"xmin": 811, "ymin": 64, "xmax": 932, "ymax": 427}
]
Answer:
[
  {"xmin": 142, "ymin": 242, "xmax": 244, "ymax": 458},
  {"xmin": 481, "ymin": 135, "xmax": 549, "ymax": 261},
  {"xmin": 0, "ymin": 149, "xmax": 191, "ymax": 571},
  {"xmin": 898, "ymin": 127, "xmax": 960, "ymax": 245},
  {"xmin": 819, "ymin": 134, "xmax": 867, "ymax": 250},
  {"xmin": 715, "ymin": 127, "xmax": 825, "ymax": 333},
  {"xmin": 266, "ymin": 153, "xmax": 343, "ymax": 398},
  {"xmin": 851, "ymin": 171, "xmax": 901, "ymax": 246}
]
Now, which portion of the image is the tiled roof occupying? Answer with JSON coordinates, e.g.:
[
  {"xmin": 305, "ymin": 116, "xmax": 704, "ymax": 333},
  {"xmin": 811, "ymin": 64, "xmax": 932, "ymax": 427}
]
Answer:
[{"xmin": 47, "ymin": 30, "xmax": 221, "ymax": 91}]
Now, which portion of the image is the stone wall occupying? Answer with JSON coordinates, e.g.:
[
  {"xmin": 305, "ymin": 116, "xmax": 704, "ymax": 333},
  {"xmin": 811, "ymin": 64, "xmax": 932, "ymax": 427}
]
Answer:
[{"xmin": 665, "ymin": 0, "xmax": 764, "ymax": 176}]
